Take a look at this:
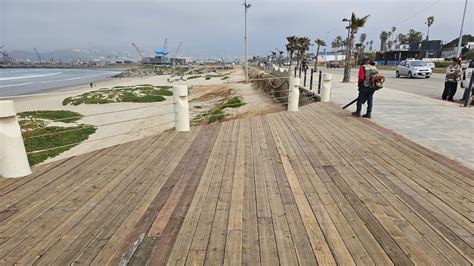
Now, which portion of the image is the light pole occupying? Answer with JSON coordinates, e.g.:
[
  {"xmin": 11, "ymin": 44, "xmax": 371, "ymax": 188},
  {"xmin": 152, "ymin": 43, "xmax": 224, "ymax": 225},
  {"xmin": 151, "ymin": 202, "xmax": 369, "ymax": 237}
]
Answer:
[
  {"xmin": 325, "ymin": 27, "xmax": 336, "ymax": 60},
  {"xmin": 456, "ymin": 0, "xmax": 468, "ymax": 58},
  {"xmin": 343, "ymin": 18, "xmax": 351, "ymax": 82},
  {"xmin": 244, "ymin": 0, "xmax": 251, "ymax": 82}
]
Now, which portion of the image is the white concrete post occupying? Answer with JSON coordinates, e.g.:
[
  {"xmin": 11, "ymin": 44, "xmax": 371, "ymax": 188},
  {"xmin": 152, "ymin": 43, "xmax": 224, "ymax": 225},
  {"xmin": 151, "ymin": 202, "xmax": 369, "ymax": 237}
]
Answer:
[
  {"xmin": 288, "ymin": 76, "xmax": 300, "ymax": 112},
  {"xmin": 173, "ymin": 85, "xmax": 190, "ymax": 132},
  {"xmin": 321, "ymin": 73, "xmax": 333, "ymax": 102},
  {"xmin": 0, "ymin": 101, "xmax": 31, "ymax": 178}
]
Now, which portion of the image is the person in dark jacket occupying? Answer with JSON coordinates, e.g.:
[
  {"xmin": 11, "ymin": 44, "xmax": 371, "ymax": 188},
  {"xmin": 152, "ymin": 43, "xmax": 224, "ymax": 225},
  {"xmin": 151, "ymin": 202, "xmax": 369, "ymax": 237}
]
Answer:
[{"xmin": 352, "ymin": 56, "xmax": 377, "ymax": 118}]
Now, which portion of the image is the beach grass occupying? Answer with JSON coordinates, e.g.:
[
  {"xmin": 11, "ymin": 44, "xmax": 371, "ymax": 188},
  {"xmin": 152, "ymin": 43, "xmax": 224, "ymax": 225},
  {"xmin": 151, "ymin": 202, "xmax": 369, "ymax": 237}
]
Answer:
[
  {"xmin": 222, "ymin": 97, "xmax": 245, "ymax": 108},
  {"xmin": 207, "ymin": 97, "xmax": 245, "ymax": 123},
  {"xmin": 63, "ymin": 85, "xmax": 172, "ymax": 105},
  {"xmin": 19, "ymin": 110, "xmax": 96, "ymax": 166},
  {"xmin": 208, "ymin": 108, "xmax": 225, "ymax": 123}
]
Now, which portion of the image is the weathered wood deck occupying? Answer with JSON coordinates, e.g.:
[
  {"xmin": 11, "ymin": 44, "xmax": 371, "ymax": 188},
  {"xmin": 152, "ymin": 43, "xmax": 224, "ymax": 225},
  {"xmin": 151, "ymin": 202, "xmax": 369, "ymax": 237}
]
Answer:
[{"xmin": 0, "ymin": 103, "xmax": 473, "ymax": 265}]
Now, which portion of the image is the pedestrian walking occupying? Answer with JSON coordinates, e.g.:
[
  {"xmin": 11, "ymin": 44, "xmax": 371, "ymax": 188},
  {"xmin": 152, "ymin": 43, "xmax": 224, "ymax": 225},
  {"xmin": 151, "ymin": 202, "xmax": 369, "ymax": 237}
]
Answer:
[
  {"xmin": 352, "ymin": 56, "xmax": 378, "ymax": 118},
  {"xmin": 442, "ymin": 57, "xmax": 462, "ymax": 101}
]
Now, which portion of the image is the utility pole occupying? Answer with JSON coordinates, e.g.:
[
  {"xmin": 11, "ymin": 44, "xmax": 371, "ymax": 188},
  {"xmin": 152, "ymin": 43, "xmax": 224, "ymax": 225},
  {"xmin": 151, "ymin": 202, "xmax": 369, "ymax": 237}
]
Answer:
[
  {"xmin": 456, "ymin": 0, "xmax": 468, "ymax": 58},
  {"xmin": 244, "ymin": 0, "xmax": 251, "ymax": 82},
  {"xmin": 343, "ymin": 18, "xmax": 351, "ymax": 83}
]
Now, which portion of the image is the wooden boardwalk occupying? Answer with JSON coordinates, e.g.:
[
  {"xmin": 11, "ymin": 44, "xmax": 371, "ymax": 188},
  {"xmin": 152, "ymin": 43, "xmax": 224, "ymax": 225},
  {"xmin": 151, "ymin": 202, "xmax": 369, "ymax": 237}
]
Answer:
[{"xmin": 0, "ymin": 103, "xmax": 473, "ymax": 265}]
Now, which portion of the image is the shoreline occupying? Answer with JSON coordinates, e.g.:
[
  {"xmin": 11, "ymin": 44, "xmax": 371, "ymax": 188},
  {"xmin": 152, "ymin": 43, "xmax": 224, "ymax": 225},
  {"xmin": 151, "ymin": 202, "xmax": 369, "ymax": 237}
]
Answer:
[{"xmin": 0, "ymin": 68, "xmax": 126, "ymax": 98}]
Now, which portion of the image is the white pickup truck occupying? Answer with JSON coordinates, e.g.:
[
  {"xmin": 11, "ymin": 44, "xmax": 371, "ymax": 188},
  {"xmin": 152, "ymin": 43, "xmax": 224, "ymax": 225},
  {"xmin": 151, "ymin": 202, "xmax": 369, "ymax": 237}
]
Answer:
[{"xmin": 461, "ymin": 60, "xmax": 474, "ymax": 89}]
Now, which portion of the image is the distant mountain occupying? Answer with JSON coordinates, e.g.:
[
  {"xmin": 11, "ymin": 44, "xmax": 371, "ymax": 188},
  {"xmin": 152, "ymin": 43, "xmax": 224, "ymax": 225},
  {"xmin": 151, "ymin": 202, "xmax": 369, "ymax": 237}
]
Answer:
[{"xmin": 8, "ymin": 48, "xmax": 137, "ymax": 62}]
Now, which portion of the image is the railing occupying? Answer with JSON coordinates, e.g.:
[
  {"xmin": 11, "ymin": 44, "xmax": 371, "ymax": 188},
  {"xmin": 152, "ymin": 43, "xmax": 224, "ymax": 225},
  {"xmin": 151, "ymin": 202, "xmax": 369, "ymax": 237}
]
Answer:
[{"xmin": 0, "ymin": 71, "xmax": 332, "ymax": 178}]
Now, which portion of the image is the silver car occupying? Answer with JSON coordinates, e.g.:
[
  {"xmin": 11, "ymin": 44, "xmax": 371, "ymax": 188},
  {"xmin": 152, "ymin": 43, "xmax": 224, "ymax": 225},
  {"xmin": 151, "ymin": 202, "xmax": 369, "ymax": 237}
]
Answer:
[{"xmin": 396, "ymin": 60, "xmax": 432, "ymax": 79}]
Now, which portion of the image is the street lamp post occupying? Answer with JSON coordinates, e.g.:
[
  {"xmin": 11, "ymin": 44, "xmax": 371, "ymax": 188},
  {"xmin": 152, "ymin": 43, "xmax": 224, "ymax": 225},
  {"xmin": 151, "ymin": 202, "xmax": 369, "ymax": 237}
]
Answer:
[
  {"xmin": 456, "ymin": 0, "xmax": 468, "ymax": 58},
  {"xmin": 244, "ymin": 0, "xmax": 251, "ymax": 82},
  {"xmin": 343, "ymin": 18, "xmax": 351, "ymax": 82}
]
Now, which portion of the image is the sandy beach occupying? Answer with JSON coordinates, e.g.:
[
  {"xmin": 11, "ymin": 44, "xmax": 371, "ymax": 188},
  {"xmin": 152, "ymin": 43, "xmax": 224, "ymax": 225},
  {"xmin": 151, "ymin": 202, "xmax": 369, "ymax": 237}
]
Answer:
[{"xmin": 7, "ymin": 66, "xmax": 283, "ymax": 164}]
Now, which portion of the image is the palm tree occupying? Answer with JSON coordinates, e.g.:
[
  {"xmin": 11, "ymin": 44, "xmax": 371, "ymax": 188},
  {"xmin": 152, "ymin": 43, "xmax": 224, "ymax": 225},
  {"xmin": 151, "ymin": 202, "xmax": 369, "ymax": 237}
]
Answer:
[
  {"xmin": 354, "ymin": 43, "xmax": 364, "ymax": 66},
  {"xmin": 407, "ymin": 29, "xmax": 423, "ymax": 43},
  {"xmin": 343, "ymin": 12, "xmax": 370, "ymax": 83},
  {"xmin": 426, "ymin": 16, "xmax": 435, "ymax": 40},
  {"xmin": 397, "ymin": 33, "xmax": 407, "ymax": 45},
  {"xmin": 285, "ymin": 36, "xmax": 298, "ymax": 69},
  {"xmin": 369, "ymin": 40, "xmax": 374, "ymax": 51},
  {"xmin": 379, "ymin": 31, "xmax": 389, "ymax": 51},
  {"xmin": 313, "ymin": 39, "xmax": 326, "ymax": 72},
  {"xmin": 359, "ymin": 33, "xmax": 367, "ymax": 46},
  {"xmin": 296, "ymin": 36, "xmax": 311, "ymax": 70},
  {"xmin": 333, "ymin": 36, "xmax": 343, "ymax": 61}
]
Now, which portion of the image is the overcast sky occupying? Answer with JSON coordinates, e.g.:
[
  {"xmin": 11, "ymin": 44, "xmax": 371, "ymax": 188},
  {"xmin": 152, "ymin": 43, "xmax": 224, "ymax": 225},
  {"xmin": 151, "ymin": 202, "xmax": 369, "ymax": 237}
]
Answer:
[{"xmin": 1, "ymin": 0, "xmax": 472, "ymax": 58}]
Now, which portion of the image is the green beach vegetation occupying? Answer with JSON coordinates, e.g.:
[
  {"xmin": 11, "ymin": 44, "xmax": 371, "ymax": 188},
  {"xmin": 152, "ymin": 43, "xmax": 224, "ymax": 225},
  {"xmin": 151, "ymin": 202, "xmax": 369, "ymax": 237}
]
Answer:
[
  {"xmin": 63, "ymin": 85, "xmax": 172, "ymax": 105},
  {"xmin": 19, "ymin": 110, "xmax": 96, "ymax": 166},
  {"xmin": 207, "ymin": 97, "xmax": 245, "ymax": 124}
]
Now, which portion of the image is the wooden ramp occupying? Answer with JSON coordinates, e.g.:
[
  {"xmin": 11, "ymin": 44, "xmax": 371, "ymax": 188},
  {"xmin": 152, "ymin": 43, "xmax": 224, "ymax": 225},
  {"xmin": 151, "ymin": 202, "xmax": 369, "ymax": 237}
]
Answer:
[{"xmin": 0, "ymin": 103, "xmax": 472, "ymax": 265}]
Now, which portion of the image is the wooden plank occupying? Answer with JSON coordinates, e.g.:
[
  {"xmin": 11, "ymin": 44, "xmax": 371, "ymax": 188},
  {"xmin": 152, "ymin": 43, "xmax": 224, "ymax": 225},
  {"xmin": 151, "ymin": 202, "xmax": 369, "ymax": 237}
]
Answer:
[
  {"xmin": 302, "ymin": 112, "xmax": 454, "ymax": 265},
  {"xmin": 203, "ymin": 120, "xmax": 239, "ymax": 265},
  {"xmin": 265, "ymin": 114, "xmax": 337, "ymax": 265},
  {"xmin": 0, "ymin": 145, "xmax": 125, "ymax": 259},
  {"xmin": 295, "ymin": 108, "xmax": 439, "ymax": 265},
  {"xmin": 324, "ymin": 165, "xmax": 413, "ymax": 265},
  {"xmin": 327, "ymin": 103, "xmax": 474, "ymax": 182},
  {"xmin": 249, "ymin": 117, "xmax": 279, "ymax": 265},
  {"xmin": 268, "ymin": 113, "xmax": 358, "ymax": 266},
  {"xmin": 37, "ymin": 133, "xmax": 176, "ymax": 264},
  {"xmin": 256, "ymin": 116, "xmax": 299, "ymax": 265},
  {"xmin": 166, "ymin": 122, "xmax": 228, "ymax": 265},
  {"xmin": 92, "ymin": 129, "xmax": 201, "ymax": 265},
  {"xmin": 69, "ymin": 131, "xmax": 187, "ymax": 265},
  {"xmin": 107, "ymin": 126, "xmax": 213, "ymax": 265},
  {"xmin": 6, "ymin": 136, "xmax": 161, "ymax": 264},
  {"xmin": 241, "ymin": 118, "xmax": 261, "ymax": 266},
  {"xmin": 146, "ymin": 123, "xmax": 221, "ymax": 265},
  {"xmin": 262, "ymin": 115, "xmax": 318, "ymax": 266},
  {"xmin": 223, "ymin": 118, "xmax": 247, "ymax": 265},
  {"xmin": 307, "ymin": 104, "xmax": 474, "ymax": 246},
  {"xmin": 184, "ymin": 122, "xmax": 233, "ymax": 266},
  {"xmin": 0, "ymin": 157, "xmax": 70, "ymax": 196},
  {"xmin": 275, "ymin": 112, "xmax": 377, "ymax": 265},
  {"xmin": 319, "ymin": 103, "xmax": 474, "ymax": 192},
  {"xmin": 279, "ymin": 110, "xmax": 393, "ymax": 265}
]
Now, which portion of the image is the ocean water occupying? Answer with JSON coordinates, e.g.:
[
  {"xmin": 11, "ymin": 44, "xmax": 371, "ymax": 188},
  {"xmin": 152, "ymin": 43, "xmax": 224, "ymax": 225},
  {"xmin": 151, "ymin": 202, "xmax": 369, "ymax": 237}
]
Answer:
[{"xmin": 0, "ymin": 68, "xmax": 123, "ymax": 97}]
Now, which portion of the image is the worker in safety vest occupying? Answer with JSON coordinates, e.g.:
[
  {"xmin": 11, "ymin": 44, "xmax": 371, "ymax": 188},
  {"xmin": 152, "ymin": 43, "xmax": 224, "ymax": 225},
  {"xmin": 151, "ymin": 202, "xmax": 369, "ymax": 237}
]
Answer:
[
  {"xmin": 352, "ymin": 56, "xmax": 377, "ymax": 118},
  {"xmin": 442, "ymin": 57, "xmax": 462, "ymax": 101}
]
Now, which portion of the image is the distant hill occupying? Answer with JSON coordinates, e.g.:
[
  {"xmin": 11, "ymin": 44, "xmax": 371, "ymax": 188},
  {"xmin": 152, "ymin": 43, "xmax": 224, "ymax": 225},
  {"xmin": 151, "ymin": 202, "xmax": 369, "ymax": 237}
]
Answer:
[{"xmin": 8, "ymin": 48, "xmax": 136, "ymax": 62}]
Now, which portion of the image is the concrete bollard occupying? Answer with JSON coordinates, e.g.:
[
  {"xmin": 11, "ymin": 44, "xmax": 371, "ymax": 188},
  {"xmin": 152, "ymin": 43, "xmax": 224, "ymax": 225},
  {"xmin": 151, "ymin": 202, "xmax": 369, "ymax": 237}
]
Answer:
[
  {"xmin": 173, "ymin": 85, "xmax": 190, "ymax": 132},
  {"xmin": 0, "ymin": 100, "xmax": 31, "ymax": 178},
  {"xmin": 321, "ymin": 73, "xmax": 332, "ymax": 102},
  {"xmin": 288, "ymin": 76, "xmax": 300, "ymax": 112}
]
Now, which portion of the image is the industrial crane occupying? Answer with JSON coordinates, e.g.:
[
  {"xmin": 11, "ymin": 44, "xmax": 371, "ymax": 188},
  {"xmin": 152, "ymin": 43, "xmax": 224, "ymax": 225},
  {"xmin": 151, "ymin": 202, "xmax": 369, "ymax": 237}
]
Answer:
[
  {"xmin": 174, "ymin": 42, "xmax": 183, "ymax": 58},
  {"xmin": 162, "ymin": 38, "xmax": 168, "ymax": 51},
  {"xmin": 131, "ymin": 43, "xmax": 145, "ymax": 59},
  {"xmin": 0, "ymin": 45, "xmax": 12, "ymax": 64},
  {"xmin": 33, "ymin": 47, "xmax": 43, "ymax": 63}
]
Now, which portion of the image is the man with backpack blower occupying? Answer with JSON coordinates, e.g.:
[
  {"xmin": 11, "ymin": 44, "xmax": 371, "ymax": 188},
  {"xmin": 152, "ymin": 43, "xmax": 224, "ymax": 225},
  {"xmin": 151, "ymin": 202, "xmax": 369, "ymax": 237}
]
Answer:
[{"xmin": 351, "ymin": 56, "xmax": 384, "ymax": 118}]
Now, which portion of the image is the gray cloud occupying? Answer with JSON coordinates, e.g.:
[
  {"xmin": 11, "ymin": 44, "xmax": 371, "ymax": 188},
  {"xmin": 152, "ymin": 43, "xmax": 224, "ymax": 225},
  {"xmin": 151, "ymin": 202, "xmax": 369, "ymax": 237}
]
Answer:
[{"xmin": 1, "ymin": 0, "xmax": 472, "ymax": 58}]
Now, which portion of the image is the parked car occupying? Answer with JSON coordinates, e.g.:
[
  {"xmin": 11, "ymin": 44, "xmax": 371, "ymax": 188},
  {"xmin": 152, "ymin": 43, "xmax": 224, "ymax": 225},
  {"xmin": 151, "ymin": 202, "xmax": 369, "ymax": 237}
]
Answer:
[
  {"xmin": 396, "ymin": 60, "xmax": 432, "ymax": 78},
  {"xmin": 461, "ymin": 60, "xmax": 474, "ymax": 89},
  {"xmin": 425, "ymin": 61, "xmax": 435, "ymax": 69},
  {"xmin": 326, "ymin": 61, "xmax": 340, "ymax": 68}
]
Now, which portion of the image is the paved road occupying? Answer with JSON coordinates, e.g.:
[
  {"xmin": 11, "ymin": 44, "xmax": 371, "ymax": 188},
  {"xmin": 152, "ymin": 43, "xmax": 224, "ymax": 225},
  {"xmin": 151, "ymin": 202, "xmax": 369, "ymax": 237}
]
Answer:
[{"xmin": 316, "ymin": 67, "xmax": 466, "ymax": 100}]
